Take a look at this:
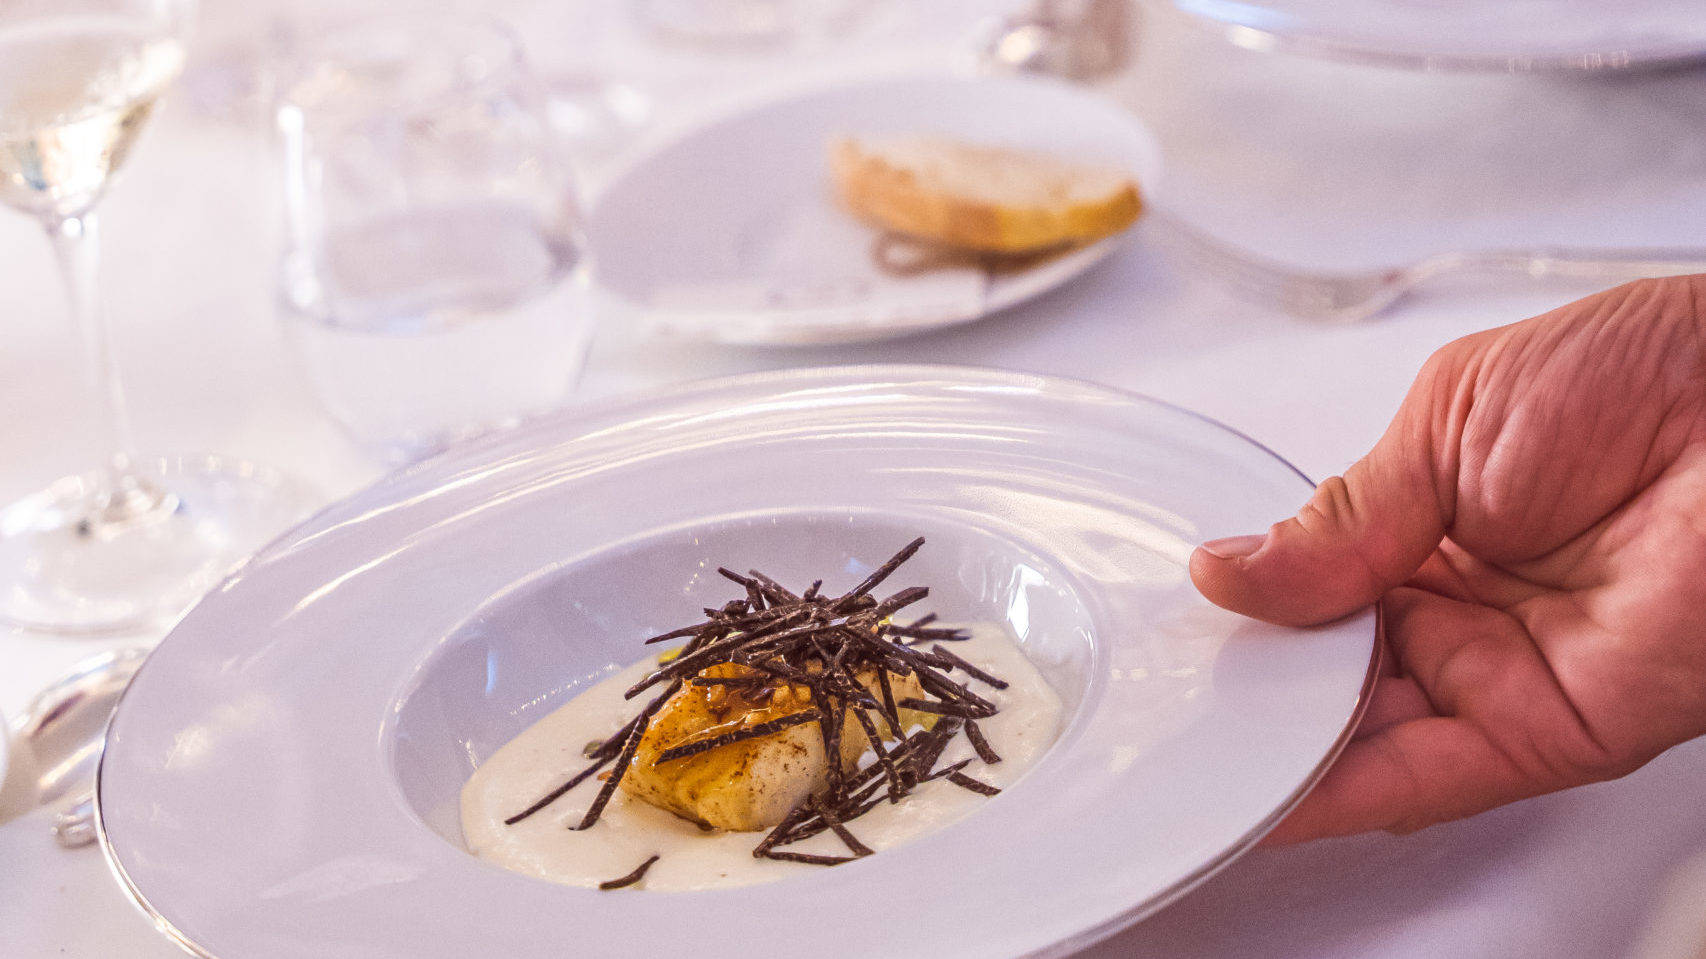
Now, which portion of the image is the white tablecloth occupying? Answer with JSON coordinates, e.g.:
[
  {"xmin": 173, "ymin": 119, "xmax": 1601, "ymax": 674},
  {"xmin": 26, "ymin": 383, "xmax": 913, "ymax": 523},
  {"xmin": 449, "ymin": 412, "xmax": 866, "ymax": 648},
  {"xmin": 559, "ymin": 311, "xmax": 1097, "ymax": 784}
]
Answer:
[{"xmin": 5, "ymin": 2, "xmax": 1705, "ymax": 956}]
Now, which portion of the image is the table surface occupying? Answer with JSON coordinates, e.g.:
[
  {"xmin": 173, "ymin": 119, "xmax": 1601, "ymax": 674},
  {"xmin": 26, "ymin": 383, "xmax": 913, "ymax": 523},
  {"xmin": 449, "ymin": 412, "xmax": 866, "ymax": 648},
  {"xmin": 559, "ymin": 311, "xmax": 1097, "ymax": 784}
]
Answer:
[{"xmin": 5, "ymin": 2, "xmax": 1706, "ymax": 957}]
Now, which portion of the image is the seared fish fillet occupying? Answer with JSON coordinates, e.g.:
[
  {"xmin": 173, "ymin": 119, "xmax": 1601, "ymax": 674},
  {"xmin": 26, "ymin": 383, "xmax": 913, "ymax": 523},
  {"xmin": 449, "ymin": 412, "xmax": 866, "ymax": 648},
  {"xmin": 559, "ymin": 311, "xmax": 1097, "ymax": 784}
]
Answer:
[{"xmin": 621, "ymin": 663, "xmax": 924, "ymax": 831}]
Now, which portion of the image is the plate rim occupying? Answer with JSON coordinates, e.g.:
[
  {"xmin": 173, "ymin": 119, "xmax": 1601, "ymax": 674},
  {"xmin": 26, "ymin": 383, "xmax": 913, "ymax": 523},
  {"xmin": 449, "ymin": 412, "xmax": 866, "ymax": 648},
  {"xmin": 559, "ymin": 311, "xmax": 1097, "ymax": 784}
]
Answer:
[
  {"xmin": 94, "ymin": 362, "xmax": 1381, "ymax": 959},
  {"xmin": 585, "ymin": 71, "xmax": 1162, "ymax": 346},
  {"xmin": 1171, "ymin": 0, "xmax": 1706, "ymax": 72}
]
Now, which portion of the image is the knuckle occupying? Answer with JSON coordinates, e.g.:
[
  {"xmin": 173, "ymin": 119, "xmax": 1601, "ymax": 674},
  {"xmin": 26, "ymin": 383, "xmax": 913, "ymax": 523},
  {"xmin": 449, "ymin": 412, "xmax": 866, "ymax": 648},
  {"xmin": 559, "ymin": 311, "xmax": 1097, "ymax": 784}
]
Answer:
[
  {"xmin": 1296, "ymin": 475, "xmax": 1357, "ymax": 534},
  {"xmin": 1546, "ymin": 734, "xmax": 1640, "ymax": 784},
  {"xmin": 1416, "ymin": 333, "xmax": 1483, "ymax": 391},
  {"xmin": 1620, "ymin": 274, "xmax": 1696, "ymax": 306}
]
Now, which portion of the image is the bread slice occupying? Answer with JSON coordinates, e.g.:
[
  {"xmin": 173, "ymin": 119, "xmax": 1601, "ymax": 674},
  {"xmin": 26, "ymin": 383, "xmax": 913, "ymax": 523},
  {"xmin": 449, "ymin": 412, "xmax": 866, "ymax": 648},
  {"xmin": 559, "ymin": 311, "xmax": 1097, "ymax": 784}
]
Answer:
[{"xmin": 831, "ymin": 135, "xmax": 1142, "ymax": 255}]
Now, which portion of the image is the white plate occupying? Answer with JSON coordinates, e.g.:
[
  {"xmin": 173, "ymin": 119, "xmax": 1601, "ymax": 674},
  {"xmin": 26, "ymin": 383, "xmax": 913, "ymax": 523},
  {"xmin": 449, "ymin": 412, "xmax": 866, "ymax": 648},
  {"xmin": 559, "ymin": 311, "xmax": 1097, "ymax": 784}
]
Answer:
[
  {"xmin": 98, "ymin": 366, "xmax": 1375, "ymax": 959},
  {"xmin": 587, "ymin": 75, "xmax": 1162, "ymax": 345},
  {"xmin": 1173, "ymin": 0, "xmax": 1706, "ymax": 70}
]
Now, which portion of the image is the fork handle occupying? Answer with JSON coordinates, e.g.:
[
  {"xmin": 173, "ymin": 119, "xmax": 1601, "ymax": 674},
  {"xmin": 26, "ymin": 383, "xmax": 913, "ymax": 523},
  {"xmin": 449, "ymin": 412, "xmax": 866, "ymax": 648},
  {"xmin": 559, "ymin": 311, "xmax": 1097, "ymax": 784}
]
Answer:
[{"xmin": 1442, "ymin": 248, "xmax": 1706, "ymax": 282}]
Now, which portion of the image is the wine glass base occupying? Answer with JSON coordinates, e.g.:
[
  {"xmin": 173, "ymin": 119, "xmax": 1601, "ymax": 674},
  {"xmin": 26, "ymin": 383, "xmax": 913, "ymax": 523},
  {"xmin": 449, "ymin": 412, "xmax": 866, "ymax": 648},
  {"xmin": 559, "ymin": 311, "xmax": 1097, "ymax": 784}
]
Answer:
[{"xmin": 0, "ymin": 454, "xmax": 318, "ymax": 635}]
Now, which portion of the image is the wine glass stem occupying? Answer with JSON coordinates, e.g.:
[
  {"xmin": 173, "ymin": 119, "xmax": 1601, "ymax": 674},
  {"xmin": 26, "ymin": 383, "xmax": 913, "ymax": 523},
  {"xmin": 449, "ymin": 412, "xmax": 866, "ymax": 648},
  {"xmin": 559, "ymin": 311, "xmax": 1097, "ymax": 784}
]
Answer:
[{"xmin": 44, "ymin": 211, "xmax": 171, "ymax": 528}]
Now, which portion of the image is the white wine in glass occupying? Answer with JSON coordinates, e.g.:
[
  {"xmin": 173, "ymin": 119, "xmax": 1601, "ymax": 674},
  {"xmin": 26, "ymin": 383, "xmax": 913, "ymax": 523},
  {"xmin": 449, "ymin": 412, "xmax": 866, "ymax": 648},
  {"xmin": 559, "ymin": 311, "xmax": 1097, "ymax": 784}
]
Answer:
[
  {"xmin": 0, "ymin": 18, "xmax": 183, "ymax": 214},
  {"xmin": 0, "ymin": 2, "xmax": 311, "ymax": 634}
]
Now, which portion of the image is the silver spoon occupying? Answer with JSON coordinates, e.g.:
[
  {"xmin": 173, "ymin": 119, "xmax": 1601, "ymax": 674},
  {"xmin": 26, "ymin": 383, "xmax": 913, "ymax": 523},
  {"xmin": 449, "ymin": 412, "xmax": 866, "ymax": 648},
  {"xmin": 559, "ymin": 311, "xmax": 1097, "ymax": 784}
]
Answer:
[{"xmin": 6, "ymin": 647, "xmax": 149, "ymax": 848}]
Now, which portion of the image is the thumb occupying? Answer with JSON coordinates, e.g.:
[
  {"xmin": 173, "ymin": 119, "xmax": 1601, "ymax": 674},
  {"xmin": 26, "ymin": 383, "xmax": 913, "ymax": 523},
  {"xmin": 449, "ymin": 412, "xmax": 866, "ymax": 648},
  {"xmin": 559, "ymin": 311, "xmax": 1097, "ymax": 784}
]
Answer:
[{"xmin": 1190, "ymin": 368, "xmax": 1457, "ymax": 626}]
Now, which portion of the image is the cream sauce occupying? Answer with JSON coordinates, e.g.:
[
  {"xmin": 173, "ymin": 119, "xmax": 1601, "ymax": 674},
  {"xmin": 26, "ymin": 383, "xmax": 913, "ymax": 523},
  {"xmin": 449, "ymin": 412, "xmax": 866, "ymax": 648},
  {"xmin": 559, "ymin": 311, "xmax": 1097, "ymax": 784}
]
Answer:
[{"xmin": 459, "ymin": 622, "xmax": 1062, "ymax": 891}]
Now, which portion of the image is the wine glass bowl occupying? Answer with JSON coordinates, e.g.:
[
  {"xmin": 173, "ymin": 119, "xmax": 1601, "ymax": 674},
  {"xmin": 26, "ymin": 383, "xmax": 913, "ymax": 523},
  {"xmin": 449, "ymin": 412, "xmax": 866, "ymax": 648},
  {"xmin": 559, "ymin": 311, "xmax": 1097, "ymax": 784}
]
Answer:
[{"xmin": 0, "ymin": 0, "xmax": 191, "ymax": 218}]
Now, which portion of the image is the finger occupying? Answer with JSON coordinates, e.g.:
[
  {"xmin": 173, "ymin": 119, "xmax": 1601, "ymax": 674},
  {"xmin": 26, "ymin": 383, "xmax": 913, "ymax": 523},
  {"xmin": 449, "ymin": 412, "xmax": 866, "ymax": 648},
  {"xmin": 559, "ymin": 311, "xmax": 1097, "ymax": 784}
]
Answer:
[
  {"xmin": 1261, "ymin": 715, "xmax": 1534, "ymax": 845},
  {"xmin": 1189, "ymin": 347, "xmax": 1465, "ymax": 626},
  {"xmin": 1352, "ymin": 674, "xmax": 1433, "ymax": 741},
  {"xmin": 1265, "ymin": 586, "xmax": 1616, "ymax": 846},
  {"xmin": 1381, "ymin": 586, "xmax": 1606, "ymax": 776},
  {"xmin": 1404, "ymin": 549, "xmax": 1481, "ymax": 604}
]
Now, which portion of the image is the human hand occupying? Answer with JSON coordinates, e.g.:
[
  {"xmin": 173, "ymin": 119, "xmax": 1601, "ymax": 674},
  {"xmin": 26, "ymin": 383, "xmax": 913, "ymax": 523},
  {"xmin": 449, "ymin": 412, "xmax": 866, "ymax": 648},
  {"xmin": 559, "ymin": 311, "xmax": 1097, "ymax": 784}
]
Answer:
[{"xmin": 1191, "ymin": 276, "xmax": 1706, "ymax": 844}]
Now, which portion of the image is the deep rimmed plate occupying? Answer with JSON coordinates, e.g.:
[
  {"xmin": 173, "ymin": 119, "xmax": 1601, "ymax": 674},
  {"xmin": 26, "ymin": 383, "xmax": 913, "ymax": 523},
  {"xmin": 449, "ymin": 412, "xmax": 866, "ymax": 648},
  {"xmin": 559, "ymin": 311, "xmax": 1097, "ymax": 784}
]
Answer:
[
  {"xmin": 98, "ymin": 366, "xmax": 1374, "ymax": 959},
  {"xmin": 587, "ymin": 75, "xmax": 1162, "ymax": 345}
]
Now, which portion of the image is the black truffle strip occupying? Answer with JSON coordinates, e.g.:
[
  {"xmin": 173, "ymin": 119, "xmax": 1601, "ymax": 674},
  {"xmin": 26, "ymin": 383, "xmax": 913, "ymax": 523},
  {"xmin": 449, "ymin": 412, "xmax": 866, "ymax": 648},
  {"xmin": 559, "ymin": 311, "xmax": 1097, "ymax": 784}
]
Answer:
[
  {"xmin": 932, "ymin": 643, "xmax": 1010, "ymax": 690},
  {"xmin": 833, "ymin": 628, "xmax": 936, "ymax": 687},
  {"xmin": 815, "ymin": 634, "xmax": 851, "ymax": 673},
  {"xmin": 569, "ymin": 680, "xmax": 679, "ymax": 830},
  {"xmin": 734, "ymin": 657, "xmax": 818, "ymax": 687},
  {"xmin": 896, "ymin": 697, "xmax": 989, "ymax": 719},
  {"xmin": 653, "ymin": 710, "xmax": 820, "ymax": 764},
  {"xmin": 504, "ymin": 680, "xmax": 678, "ymax": 825},
  {"xmin": 586, "ymin": 714, "xmax": 642, "ymax": 761},
  {"xmin": 964, "ymin": 719, "xmax": 1003, "ymax": 765},
  {"xmin": 833, "ymin": 537, "xmax": 926, "ymax": 609},
  {"xmin": 745, "ymin": 569, "xmax": 799, "ymax": 605},
  {"xmin": 874, "ymin": 666, "xmax": 902, "ymax": 737},
  {"xmin": 623, "ymin": 630, "xmax": 754, "ymax": 698},
  {"xmin": 946, "ymin": 770, "xmax": 1001, "ymax": 796},
  {"xmin": 910, "ymin": 718, "xmax": 962, "ymax": 776},
  {"xmin": 708, "ymin": 604, "xmax": 811, "ymax": 638},
  {"xmin": 890, "ymin": 624, "xmax": 970, "ymax": 641},
  {"xmin": 568, "ymin": 726, "xmax": 643, "ymax": 830},
  {"xmin": 688, "ymin": 675, "xmax": 770, "ymax": 689},
  {"xmin": 501, "ymin": 751, "xmax": 615, "ymax": 825},
  {"xmin": 696, "ymin": 599, "xmax": 749, "ymax": 622},
  {"xmin": 755, "ymin": 800, "xmax": 814, "ymax": 856},
  {"xmin": 803, "ymin": 741, "xmax": 945, "ymax": 835},
  {"xmin": 758, "ymin": 850, "xmax": 860, "ymax": 866},
  {"xmin": 809, "ymin": 797, "xmax": 873, "ymax": 857},
  {"xmin": 850, "ymin": 706, "xmax": 905, "ymax": 801},
  {"xmin": 871, "ymin": 585, "xmax": 930, "ymax": 620},
  {"xmin": 598, "ymin": 854, "xmax": 660, "ymax": 890},
  {"xmin": 780, "ymin": 727, "xmax": 946, "ymax": 841},
  {"xmin": 816, "ymin": 692, "xmax": 845, "ymax": 793},
  {"xmin": 717, "ymin": 567, "xmax": 757, "ymax": 589},
  {"xmin": 642, "ymin": 623, "xmax": 706, "ymax": 645},
  {"xmin": 733, "ymin": 619, "xmax": 847, "ymax": 658},
  {"xmin": 828, "ymin": 728, "xmax": 926, "ymax": 802},
  {"xmin": 923, "ymin": 758, "xmax": 973, "ymax": 782},
  {"xmin": 848, "ymin": 629, "xmax": 954, "ymax": 678},
  {"xmin": 711, "ymin": 569, "xmax": 766, "ymax": 612},
  {"xmin": 913, "ymin": 669, "xmax": 998, "ymax": 716}
]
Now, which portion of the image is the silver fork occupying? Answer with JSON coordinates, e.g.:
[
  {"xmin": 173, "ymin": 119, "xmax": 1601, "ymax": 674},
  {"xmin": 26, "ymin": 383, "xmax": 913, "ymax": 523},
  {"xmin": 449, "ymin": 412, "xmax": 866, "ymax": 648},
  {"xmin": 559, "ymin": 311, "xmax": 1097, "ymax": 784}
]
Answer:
[{"xmin": 1148, "ymin": 210, "xmax": 1706, "ymax": 323}]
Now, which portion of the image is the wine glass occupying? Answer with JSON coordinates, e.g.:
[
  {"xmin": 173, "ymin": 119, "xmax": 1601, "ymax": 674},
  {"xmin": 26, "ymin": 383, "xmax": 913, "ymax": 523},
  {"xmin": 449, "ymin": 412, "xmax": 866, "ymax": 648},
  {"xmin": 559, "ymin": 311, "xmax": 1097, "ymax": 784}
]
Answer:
[{"xmin": 0, "ymin": 0, "xmax": 312, "ymax": 633}]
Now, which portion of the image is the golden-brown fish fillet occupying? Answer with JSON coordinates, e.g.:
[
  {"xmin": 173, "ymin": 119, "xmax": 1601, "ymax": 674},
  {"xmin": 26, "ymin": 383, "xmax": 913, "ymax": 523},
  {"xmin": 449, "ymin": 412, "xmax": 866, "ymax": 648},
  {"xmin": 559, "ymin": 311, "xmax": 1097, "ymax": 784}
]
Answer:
[{"xmin": 620, "ymin": 663, "xmax": 924, "ymax": 831}]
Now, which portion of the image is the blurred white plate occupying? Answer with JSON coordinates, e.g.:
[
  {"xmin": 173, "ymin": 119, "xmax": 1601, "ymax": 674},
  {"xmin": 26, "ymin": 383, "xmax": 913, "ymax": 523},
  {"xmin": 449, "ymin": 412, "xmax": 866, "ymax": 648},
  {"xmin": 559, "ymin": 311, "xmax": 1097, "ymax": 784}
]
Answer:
[
  {"xmin": 98, "ymin": 366, "xmax": 1374, "ymax": 959},
  {"xmin": 1172, "ymin": 0, "xmax": 1706, "ymax": 69},
  {"xmin": 587, "ymin": 75, "xmax": 1162, "ymax": 346}
]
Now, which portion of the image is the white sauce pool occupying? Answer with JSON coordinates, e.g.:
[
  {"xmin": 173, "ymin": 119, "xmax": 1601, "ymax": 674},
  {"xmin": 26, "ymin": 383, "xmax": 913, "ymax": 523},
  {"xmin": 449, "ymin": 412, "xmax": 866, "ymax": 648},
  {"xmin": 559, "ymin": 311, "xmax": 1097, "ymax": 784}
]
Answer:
[{"xmin": 459, "ymin": 622, "xmax": 1063, "ymax": 890}]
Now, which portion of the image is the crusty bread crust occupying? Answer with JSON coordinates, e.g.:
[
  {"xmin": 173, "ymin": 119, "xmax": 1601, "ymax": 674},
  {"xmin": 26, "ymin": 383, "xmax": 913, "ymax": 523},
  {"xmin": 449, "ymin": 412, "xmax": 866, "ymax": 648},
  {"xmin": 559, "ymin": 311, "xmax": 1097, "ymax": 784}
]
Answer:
[{"xmin": 831, "ymin": 138, "xmax": 1142, "ymax": 254}]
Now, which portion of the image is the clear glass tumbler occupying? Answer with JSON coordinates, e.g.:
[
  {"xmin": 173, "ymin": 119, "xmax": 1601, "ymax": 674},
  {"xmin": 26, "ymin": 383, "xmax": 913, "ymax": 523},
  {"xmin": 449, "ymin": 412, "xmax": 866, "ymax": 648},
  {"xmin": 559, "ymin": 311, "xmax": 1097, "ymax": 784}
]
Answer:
[{"xmin": 276, "ymin": 17, "xmax": 592, "ymax": 465}]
